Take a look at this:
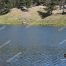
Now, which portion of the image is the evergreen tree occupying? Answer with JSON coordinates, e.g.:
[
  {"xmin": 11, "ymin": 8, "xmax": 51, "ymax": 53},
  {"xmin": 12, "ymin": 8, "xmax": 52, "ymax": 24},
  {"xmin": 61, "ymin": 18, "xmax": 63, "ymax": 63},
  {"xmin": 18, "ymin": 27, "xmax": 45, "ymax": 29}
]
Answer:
[
  {"xmin": 45, "ymin": 0, "xmax": 56, "ymax": 14},
  {"xmin": 26, "ymin": 0, "xmax": 33, "ymax": 8}
]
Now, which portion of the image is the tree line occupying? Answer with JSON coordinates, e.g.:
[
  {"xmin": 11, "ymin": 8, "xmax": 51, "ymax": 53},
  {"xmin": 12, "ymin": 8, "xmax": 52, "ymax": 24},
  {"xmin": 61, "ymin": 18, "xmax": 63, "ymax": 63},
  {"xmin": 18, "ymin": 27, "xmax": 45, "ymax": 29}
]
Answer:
[{"xmin": 0, "ymin": 0, "xmax": 66, "ymax": 15}]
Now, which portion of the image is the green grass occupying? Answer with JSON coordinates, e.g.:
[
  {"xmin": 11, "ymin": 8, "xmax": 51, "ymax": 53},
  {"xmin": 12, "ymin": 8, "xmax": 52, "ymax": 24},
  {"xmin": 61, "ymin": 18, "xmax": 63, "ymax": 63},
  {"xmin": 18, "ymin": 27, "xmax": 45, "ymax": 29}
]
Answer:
[{"xmin": 0, "ymin": 14, "xmax": 66, "ymax": 27}]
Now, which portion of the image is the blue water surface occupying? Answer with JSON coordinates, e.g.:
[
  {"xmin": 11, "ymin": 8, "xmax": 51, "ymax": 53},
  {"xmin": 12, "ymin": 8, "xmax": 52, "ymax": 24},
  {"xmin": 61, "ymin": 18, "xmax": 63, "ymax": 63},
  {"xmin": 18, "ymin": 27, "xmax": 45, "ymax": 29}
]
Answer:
[{"xmin": 0, "ymin": 25, "xmax": 66, "ymax": 66}]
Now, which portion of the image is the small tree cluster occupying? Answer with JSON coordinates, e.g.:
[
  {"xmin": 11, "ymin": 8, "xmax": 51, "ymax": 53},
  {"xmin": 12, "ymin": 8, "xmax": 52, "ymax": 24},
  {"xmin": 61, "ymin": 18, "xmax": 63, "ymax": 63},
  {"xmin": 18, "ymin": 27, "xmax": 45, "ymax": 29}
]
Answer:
[{"xmin": 45, "ymin": 0, "xmax": 56, "ymax": 14}]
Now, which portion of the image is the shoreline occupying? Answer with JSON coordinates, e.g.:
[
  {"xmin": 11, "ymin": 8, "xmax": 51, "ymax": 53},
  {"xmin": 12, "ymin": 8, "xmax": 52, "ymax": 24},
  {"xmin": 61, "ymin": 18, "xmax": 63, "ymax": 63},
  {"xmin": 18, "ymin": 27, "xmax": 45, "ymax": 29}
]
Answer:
[{"xmin": 0, "ymin": 21, "xmax": 66, "ymax": 27}]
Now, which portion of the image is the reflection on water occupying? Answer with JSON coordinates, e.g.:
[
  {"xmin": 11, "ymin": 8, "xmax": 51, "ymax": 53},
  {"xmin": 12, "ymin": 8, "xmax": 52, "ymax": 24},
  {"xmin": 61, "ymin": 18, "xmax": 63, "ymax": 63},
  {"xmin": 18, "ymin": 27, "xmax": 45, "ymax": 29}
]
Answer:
[{"xmin": 0, "ymin": 25, "xmax": 66, "ymax": 66}]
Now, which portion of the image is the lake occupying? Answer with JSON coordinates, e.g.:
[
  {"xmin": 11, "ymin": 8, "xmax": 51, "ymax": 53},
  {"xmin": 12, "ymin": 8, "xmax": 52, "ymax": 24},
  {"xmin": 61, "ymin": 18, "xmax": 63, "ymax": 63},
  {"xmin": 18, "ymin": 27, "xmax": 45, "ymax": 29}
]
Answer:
[{"xmin": 0, "ymin": 25, "xmax": 66, "ymax": 66}]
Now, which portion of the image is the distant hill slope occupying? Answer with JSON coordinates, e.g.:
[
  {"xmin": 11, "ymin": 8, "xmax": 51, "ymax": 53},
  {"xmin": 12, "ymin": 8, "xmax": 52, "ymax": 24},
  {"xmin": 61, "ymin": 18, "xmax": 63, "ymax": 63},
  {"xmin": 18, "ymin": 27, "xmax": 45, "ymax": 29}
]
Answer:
[{"xmin": 0, "ymin": 5, "xmax": 66, "ymax": 26}]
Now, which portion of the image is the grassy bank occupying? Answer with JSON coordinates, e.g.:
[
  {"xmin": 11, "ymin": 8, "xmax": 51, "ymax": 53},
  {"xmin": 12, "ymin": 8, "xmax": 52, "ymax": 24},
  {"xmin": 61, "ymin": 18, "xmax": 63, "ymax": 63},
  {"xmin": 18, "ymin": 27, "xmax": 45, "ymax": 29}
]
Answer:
[{"xmin": 0, "ymin": 7, "xmax": 66, "ymax": 27}]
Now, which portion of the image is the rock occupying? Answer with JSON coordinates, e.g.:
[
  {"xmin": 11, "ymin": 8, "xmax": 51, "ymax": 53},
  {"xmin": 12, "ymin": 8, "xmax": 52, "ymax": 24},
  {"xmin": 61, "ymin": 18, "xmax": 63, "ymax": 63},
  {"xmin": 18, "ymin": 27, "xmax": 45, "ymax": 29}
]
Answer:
[{"xmin": 64, "ymin": 54, "xmax": 66, "ymax": 57}]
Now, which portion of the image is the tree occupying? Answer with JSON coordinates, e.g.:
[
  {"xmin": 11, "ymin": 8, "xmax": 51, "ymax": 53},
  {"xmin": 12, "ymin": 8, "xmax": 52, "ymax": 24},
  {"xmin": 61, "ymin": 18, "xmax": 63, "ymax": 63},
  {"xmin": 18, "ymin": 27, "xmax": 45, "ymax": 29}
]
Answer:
[
  {"xmin": 45, "ymin": 0, "xmax": 56, "ymax": 14},
  {"xmin": 17, "ymin": 0, "xmax": 32, "ymax": 8},
  {"xmin": 26, "ymin": 0, "xmax": 33, "ymax": 8},
  {"xmin": 0, "ymin": 0, "xmax": 10, "ymax": 15},
  {"xmin": 57, "ymin": 0, "xmax": 66, "ymax": 14}
]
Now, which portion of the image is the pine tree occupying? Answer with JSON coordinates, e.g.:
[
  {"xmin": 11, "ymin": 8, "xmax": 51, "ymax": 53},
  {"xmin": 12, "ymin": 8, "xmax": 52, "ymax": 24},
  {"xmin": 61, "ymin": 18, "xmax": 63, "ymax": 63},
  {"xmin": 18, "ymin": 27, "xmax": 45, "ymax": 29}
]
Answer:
[
  {"xmin": 26, "ymin": 0, "xmax": 33, "ymax": 8},
  {"xmin": 45, "ymin": 0, "xmax": 56, "ymax": 14}
]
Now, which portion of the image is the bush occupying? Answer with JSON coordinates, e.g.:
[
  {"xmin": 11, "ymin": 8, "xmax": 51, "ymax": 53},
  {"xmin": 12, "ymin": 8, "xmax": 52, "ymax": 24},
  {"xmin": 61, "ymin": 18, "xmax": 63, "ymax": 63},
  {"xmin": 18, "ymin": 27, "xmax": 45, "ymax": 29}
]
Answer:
[
  {"xmin": 0, "ymin": 1, "xmax": 10, "ymax": 15},
  {"xmin": 0, "ymin": 7, "xmax": 10, "ymax": 15}
]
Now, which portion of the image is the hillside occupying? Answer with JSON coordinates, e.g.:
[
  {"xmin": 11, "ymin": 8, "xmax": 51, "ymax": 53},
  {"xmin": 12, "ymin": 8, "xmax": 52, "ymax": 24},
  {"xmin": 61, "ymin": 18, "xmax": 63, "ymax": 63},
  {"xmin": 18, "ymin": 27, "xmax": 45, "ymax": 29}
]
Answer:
[{"xmin": 0, "ymin": 5, "xmax": 66, "ymax": 26}]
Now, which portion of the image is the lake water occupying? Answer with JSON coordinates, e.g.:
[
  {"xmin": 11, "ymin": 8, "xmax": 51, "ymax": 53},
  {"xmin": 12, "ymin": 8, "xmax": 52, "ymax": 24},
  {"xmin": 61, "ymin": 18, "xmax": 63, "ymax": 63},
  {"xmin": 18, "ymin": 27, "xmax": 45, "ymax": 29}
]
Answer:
[{"xmin": 0, "ymin": 25, "xmax": 66, "ymax": 66}]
